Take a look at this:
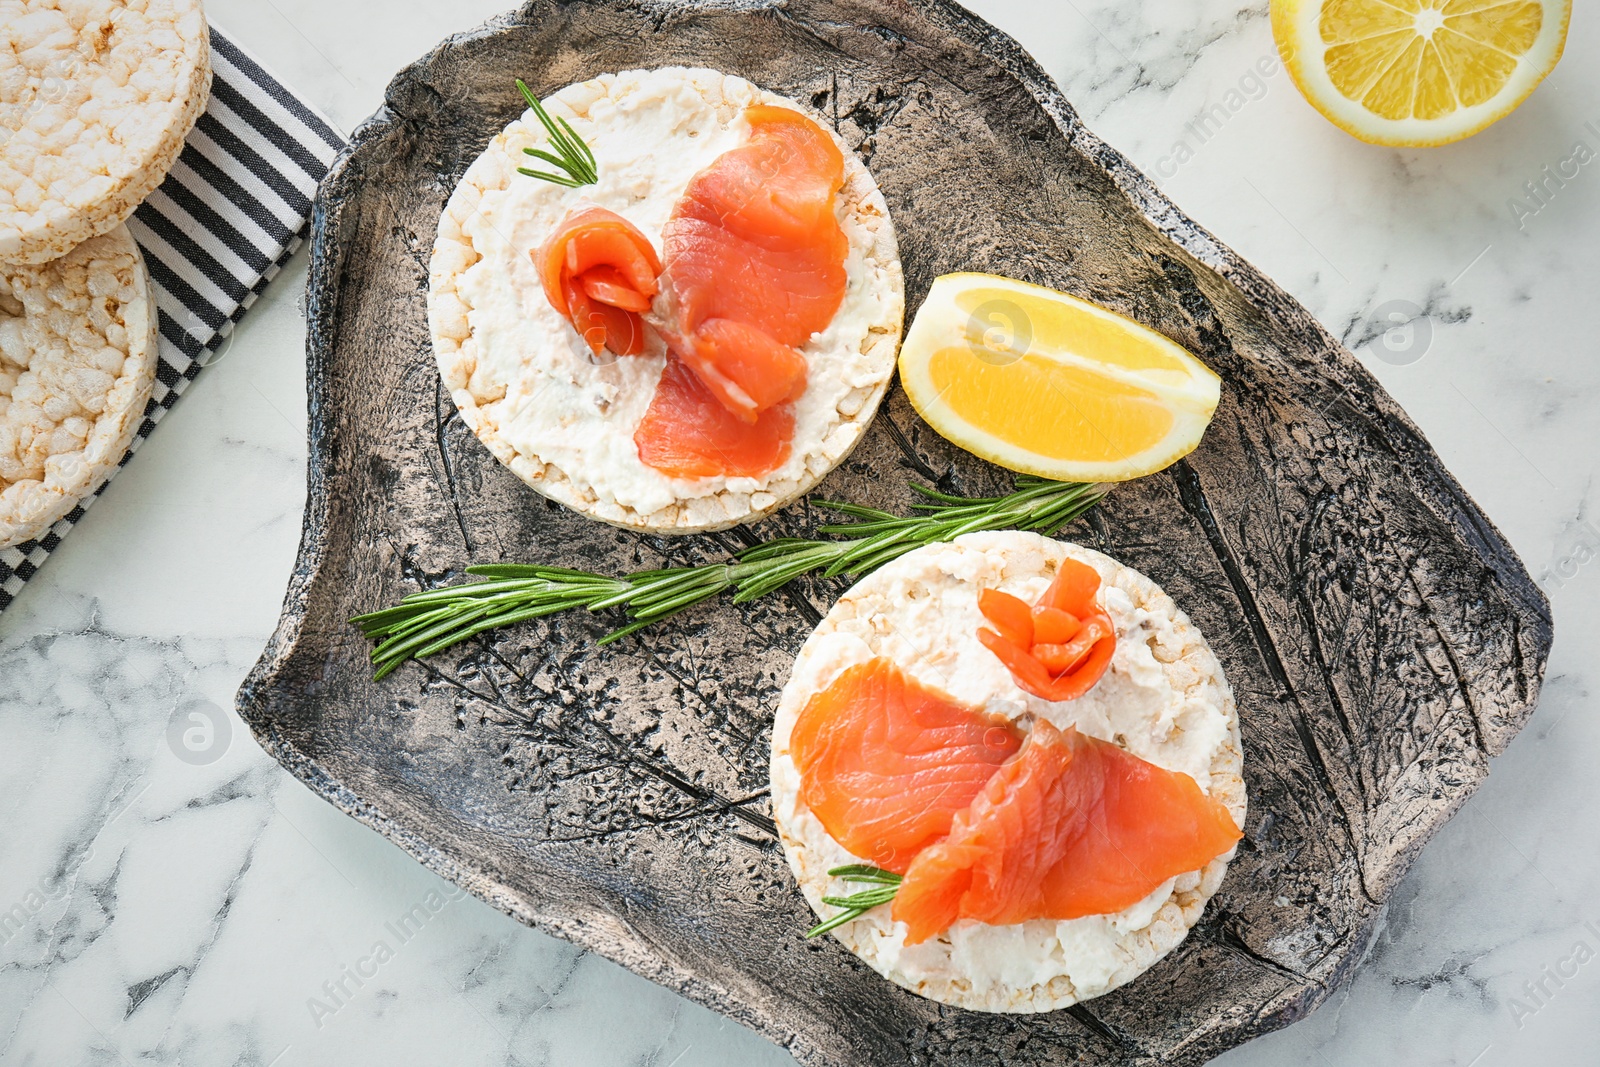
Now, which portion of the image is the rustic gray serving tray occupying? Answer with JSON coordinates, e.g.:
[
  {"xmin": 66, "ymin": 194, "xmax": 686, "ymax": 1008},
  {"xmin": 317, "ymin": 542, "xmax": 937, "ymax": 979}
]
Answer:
[{"xmin": 238, "ymin": 1, "xmax": 1553, "ymax": 1063}]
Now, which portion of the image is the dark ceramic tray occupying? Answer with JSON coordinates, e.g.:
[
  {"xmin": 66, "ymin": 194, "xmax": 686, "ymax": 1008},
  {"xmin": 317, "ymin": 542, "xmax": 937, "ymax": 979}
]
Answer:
[{"xmin": 238, "ymin": 2, "xmax": 1553, "ymax": 1063}]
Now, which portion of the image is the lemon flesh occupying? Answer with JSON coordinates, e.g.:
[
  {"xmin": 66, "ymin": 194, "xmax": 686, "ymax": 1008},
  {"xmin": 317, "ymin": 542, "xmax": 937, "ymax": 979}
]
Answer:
[
  {"xmin": 1273, "ymin": 0, "xmax": 1569, "ymax": 146},
  {"xmin": 898, "ymin": 274, "xmax": 1221, "ymax": 483}
]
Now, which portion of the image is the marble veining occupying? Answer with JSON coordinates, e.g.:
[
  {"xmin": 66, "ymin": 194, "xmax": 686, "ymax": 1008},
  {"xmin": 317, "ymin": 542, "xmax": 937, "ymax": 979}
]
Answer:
[{"xmin": 2, "ymin": 0, "xmax": 1596, "ymax": 1064}]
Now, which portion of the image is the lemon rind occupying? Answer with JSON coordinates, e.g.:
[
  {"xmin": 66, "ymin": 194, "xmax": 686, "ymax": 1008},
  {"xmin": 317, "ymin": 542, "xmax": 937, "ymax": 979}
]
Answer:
[
  {"xmin": 898, "ymin": 274, "xmax": 1221, "ymax": 483},
  {"xmin": 1271, "ymin": 0, "xmax": 1570, "ymax": 147}
]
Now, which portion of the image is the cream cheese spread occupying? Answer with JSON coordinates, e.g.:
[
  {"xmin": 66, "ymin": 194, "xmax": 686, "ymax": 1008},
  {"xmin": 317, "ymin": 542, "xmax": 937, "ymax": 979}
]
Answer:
[
  {"xmin": 430, "ymin": 67, "xmax": 903, "ymax": 532},
  {"xmin": 770, "ymin": 530, "xmax": 1246, "ymax": 1012}
]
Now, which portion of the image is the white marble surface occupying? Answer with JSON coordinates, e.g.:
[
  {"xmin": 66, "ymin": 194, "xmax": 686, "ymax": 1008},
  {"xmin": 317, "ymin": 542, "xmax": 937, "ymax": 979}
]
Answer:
[{"xmin": 1, "ymin": 1, "xmax": 1595, "ymax": 1063}]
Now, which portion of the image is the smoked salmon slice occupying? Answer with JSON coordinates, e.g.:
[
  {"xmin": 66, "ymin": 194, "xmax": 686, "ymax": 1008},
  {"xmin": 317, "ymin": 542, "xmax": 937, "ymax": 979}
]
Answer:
[
  {"xmin": 977, "ymin": 558, "xmax": 1117, "ymax": 703},
  {"xmin": 675, "ymin": 318, "xmax": 810, "ymax": 418},
  {"xmin": 658, "ymin": 105, "xmax": 849, "ymax": 422},
  {"xmin": 537, "ymin": 205, "xmax": 663, "ymax": 357},
  {"xmin": 634, "ymin": 358, "xmax": 795, "ymax": 480},
  {"xmin": 789, "ymin": 659, "xmax": 1023, "ymax": 873},
  {"xmin": 891, "ymin": 719, "xmax": 1241, "ymax": 944}
]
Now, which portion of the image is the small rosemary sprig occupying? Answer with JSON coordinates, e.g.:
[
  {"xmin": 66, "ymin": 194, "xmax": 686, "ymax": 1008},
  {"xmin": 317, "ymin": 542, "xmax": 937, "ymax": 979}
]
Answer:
[
  {"xmin": 514, "ymin": 78, "xmax": 597, "ymax": 187},
  {"xmin": 351, "ymin": 477, "xmax": 1106, "ymax": 680},
  {"xmin": 806, "ymin": 865, "xmax": 903, "ymax": 938}
]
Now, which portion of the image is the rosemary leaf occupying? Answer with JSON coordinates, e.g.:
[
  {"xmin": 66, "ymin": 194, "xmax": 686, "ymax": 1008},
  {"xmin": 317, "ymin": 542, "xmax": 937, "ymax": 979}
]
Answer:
[
  {"xmin": 805, "ymin": 865, "xmax": 904, "ymax": 938},
  {"xmin": 351, "ymin": 477, "xmax": 1107, "ymax": 678},
  {"xmin": 514, "ymin": 78, "xmax": 598, "ymax": 187}
]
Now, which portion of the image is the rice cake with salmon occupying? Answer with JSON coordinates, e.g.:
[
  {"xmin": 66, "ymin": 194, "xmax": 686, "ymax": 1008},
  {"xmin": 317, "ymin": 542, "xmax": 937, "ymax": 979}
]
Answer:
[
  {"xmin": 429, "ymin": 68, "xmax": 903, "ymax": 534},
  {"xmin": 770, "ymin": 531, "xmax": 1246, "ymax": 1012}
]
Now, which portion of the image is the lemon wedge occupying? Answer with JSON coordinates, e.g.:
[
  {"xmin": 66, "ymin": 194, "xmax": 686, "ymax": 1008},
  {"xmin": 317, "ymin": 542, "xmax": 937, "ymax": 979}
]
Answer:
[
  {"xmin": 1272, "ymin": 0, "xmax": 1568, "ymax": 146},
  {"xmin": 897, "ymin": 274, "xmax": 1221, "ymax": 483}
]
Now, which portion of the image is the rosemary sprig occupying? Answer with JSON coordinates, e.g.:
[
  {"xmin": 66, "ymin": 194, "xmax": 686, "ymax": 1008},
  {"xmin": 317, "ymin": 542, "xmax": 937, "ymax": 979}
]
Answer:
[
  {"xmin": 806, "ymin": 865, "xmax": 903, "ymax": 938},
  {"xmin": 352, "ymin": 476, "xmax": 1106, "ymax": 680},
  {"xmin": 514, "ymin": 78, "xmax": 598, "ymax": 187}
]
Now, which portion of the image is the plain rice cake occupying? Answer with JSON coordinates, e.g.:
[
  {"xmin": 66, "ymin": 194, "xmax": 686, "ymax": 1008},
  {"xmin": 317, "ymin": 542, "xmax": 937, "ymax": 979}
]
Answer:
[
  {"xmin": 0, "ymin": 225, "xmax": 158, "ymax": 547},
  {"xmin": 0, "ymin": 0, "xmax": 211, "ymax": 264}
]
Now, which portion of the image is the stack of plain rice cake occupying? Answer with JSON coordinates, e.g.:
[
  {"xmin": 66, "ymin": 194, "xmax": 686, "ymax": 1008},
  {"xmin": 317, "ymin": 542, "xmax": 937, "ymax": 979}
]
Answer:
[{"xmin": 0, "ymin": 0, "xmax": 212, "ymax": 549}]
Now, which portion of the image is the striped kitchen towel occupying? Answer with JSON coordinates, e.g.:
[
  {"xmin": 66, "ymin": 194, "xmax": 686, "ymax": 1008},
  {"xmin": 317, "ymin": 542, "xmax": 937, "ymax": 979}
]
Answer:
[{"xmin": 0, "ymin": 25, "xmax": 346, "ymax": 613}]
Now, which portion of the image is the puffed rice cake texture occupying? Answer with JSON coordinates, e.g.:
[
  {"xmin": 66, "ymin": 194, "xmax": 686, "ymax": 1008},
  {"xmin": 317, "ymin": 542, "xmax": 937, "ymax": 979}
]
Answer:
[
  {"xmin": 430, "ymin": 68, "xmax": 904, "ymax": 534},
  {"xmin": 0, "ymin": 0, "xmax": 212, "ymax": 264},
  {"xmin": 0, "ymin": 224, "xmax": 158, "ymax": 547},
  {"xmin": 770, "ymin": 532, "xmax": 1247, "ymax": 1012}
]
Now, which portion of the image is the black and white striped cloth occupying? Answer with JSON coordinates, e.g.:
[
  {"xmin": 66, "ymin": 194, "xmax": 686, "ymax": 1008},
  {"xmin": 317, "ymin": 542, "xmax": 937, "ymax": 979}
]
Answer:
[{"xmin": 0, "ymin": 26, "xmax": 346, "ymax": 613}]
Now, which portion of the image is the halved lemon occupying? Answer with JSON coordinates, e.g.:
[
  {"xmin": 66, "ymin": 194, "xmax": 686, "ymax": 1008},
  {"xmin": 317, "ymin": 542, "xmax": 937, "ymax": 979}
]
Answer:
[
  {"xmin": 897, "ymin": 274, "xmax": 1221, "ymax": 483},
  {"xmin": 1272, "ymin": 0, "xmax": 1569, "ymax": 146}
]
